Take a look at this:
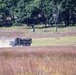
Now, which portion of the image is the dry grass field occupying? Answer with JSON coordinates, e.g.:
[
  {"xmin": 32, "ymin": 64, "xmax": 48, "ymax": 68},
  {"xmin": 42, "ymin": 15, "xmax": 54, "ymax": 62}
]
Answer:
[
  {"xmin": 0, "ymin": 46, "xmax": 76, "ymax": 75},
  {"xmin": 0, "ymin": 26, "xmax": 76, "ymax": 75}
]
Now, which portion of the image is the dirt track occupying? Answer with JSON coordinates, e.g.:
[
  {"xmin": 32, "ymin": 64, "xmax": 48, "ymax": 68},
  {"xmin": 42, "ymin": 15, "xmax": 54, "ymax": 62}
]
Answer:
[{"xmin": 0, "ymin": 30, "xmax": 76, "ymax": 39}]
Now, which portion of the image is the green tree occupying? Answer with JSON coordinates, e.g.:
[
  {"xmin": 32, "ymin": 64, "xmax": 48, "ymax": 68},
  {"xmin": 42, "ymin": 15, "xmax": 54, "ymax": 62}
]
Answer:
[{"xmin": 0, "ymin": 0, "xmax": 76, "ymax": 27}]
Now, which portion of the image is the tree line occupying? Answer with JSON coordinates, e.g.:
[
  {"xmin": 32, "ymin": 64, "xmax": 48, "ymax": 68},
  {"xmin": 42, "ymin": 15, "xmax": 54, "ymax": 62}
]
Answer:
[{"xmin": 0, "ymin": 0, "xmax": 76, "ymax": 27}]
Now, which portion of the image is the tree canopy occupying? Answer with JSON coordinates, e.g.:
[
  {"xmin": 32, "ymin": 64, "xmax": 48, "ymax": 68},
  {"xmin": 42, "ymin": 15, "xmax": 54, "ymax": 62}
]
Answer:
[{"xmin": 0, "ymin": 0, "xmax": 76, "ymax": 27}]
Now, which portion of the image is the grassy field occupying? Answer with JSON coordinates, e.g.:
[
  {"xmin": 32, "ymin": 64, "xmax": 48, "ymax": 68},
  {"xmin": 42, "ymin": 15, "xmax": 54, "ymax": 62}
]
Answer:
[
  {"xmin": 0, "ymin": 25, "xmax": 76, "ymax": 33},
  {"xmin": 0, "ymin": 26, "xmax": 76, "ymax": 75},
  {"xmin": 32, "ymin": 36, "xmax": 76, "ymax": 46},
  {"xmin": 0, "ymin": 46, "xmax": 76, "ymax": 75}
]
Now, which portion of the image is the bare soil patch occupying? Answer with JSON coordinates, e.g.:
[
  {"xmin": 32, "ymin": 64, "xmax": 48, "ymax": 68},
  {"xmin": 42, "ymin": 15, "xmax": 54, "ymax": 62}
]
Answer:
[{"xmin": 0, "ymin": 30, "xmax": 76, "ymax": 39}]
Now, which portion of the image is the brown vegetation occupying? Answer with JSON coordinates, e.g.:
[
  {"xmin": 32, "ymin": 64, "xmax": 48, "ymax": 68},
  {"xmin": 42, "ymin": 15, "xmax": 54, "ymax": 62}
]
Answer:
[
  {"xmin": 0, "ymin": 46, "xmax": 76, "ymax": 75},
  {"xmin": 0, "ymin": 27, "xmax": 76, "ymax": 75}
]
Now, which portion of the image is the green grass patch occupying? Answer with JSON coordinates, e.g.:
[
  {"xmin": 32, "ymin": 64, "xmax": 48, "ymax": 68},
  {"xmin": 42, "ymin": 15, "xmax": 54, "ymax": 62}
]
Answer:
[
  {"xmin": 0, "ymin": 26, "xmax": 27, "ymax": 30},
  {"xmin": 0, "ymin": 25, "xmax": 76, "ymax": 33},
  {"xmin": 31, "ymin": 36, "xmax": 76, "ymax": 46}
]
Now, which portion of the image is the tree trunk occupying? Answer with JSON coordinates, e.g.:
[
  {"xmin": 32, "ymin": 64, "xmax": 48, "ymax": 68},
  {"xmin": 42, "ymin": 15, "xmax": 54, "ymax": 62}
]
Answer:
[
  {"xmin": 66, "ymin": 9, "xmax": 70, "ymax": 26},
  {"xmin": 72, "ymin": 8, "xmax": 75, "ymax": 26},
  {"xmin": 31, "ymin": 24, "xmax": 35, "ymax": 32}
]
